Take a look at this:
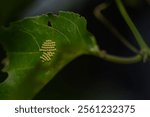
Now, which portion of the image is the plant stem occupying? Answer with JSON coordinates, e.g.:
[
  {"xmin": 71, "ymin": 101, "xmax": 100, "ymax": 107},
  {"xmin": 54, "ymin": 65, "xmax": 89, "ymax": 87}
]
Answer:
[
  {"xmin": 115, "ymin": 0, "xmax": 149, "ymax": 50},
  {"xmin": 93, "ymin": 1, "xmax": 143, "ymax": 64},
  {"xmin": 96, "ymin": 50, "xmax": 142, "ymax": 64},
  {"xmin": 94, "ymin": 2, "xmax": 139, "ymax": 53}
]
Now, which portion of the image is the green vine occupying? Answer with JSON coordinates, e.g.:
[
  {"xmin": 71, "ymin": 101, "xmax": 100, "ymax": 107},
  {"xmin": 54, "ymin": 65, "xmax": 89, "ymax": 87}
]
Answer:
[
  {"xmin": 93, "ymin": 0, "xmax": 149, "ymax": 64},
  {"xmin": 116, "ymin": 0, "xmax": 150, "ymax": 62}
]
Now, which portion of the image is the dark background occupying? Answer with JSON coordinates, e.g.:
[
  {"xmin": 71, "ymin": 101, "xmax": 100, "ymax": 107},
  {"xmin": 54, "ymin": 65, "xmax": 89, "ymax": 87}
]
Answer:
[{"xmin": 0, "ymin": 0, "xmax": 150, "ymax": 99}]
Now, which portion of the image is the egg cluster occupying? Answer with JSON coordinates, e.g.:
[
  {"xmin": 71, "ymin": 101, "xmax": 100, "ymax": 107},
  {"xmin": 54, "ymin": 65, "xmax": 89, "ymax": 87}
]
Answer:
[{"xmin": 39, "ymin": 40, "xmax": 56, "ymax": 62}]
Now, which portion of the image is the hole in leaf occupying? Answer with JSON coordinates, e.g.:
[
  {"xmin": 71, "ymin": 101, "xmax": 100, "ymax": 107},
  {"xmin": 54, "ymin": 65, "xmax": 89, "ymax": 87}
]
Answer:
[
  {"xmin": 0, "ymin": 72, "xmax": 8, "ymax": 83},
  {"xmin": 0, "ymin": 44, "xmax": 8, "ymax": 83},
  {"xmin": 48, "ymin": 20, "xmax": 52, "ymax": 27},
  {"xmin": 4, "ymin": 23, "xmax": 10, "ymax": 28},
  {"xmin": 0, "ymin": 44, "xmax": 6, "ymax": 61},
  {"xmin": 0, "ymin": 64, "xmax": 5, "ymax": 70}
]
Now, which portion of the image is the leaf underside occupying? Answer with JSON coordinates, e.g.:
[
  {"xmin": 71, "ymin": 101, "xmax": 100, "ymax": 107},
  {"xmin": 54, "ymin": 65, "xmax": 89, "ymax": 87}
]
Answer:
[{"xmin": 0, "ymin": 11, "xmax": 99, "ymax": 99}]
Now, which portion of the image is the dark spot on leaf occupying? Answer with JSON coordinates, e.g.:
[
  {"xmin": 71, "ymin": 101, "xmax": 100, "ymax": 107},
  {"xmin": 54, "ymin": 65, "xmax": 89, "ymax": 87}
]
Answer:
[
  {"xmin": 48, "ymin": 20, "xmax": 52, "ymax": 27},
  {"xmin": 0, "ymin": 72, "xmax": 8, "ymax": 83}
]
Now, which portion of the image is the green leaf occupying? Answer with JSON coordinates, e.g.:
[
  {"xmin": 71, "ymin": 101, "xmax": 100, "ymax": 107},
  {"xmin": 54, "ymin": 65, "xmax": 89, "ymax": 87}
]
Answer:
[{"xmin": 0, "ymin": 11, "xmax": 99, "ymax": 99}]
